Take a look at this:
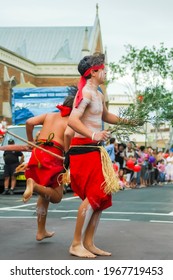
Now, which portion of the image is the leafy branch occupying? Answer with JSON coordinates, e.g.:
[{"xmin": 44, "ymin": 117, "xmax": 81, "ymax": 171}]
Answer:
[{"xmin": 108, "ymin": 106, "xmax": 145, "ymax": 142}]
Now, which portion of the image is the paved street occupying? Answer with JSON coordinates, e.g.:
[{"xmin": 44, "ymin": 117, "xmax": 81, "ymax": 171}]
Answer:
[{"xmin": 0, "ymin": 184, "xmax": 173, "ymax": 260}]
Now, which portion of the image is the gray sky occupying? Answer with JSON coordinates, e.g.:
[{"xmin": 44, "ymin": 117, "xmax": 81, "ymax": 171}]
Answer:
[{"xmin": 1, "ymin": 0, "xmax": 173, "ymax": 93}]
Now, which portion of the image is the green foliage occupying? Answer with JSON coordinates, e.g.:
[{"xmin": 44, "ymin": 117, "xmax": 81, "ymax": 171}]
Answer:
[
  {"xmin": 108, "ymin": 85, "xmax": 173, "ymax": 142},
  {"xmin": 139, "ymin": 86, "xmax": 173, "ymax": 125},
  {"xmin": 109, "ymin": 106, "xmax": 146, "ymax": 142},
  {"xmin": 108, "ymin": 43, "xmax": 173, "ymax": 129},
  {"xmin": 109, "ymin": 43, "xmax": 171, "ymax": 88}
]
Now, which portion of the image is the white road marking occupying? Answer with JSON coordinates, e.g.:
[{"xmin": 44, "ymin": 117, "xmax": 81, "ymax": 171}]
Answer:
[
  {"xmin": 61, "ymin": 216, "xmax": 130, "ymax": 221},
  {"xmin": 150, "ymin": 220, "xmax": 173, "ymax": 224},
  {"xmin": 0, "ymin": 205, "xmax": 173, "ymax": 217},
  {"xmin": 0, "ymin": 216, "xmax": 36, "ymax": 219},
  {"xmin": 103, "ymin": 211, "xmax": 173, "ymax": 216},
  {"xmin": 1, "ymin": 196, "xmax": 173, "ymax": 223},
  {"xmin": 0, "ymin": 196, "xmax": 78, "ymax": 210}
]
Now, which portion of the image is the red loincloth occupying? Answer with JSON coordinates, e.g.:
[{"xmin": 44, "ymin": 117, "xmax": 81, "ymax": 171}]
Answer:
[
  {"xmin": 69, "ymin": 137, "xmax": 112, "ymax": 211},
  {"xmin": 25, "ymin": 140, "xmax": 64, "ymax": 188}
]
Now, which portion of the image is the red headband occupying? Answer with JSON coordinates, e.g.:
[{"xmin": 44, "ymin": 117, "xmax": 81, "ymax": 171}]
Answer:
[
  {"xmin": 56, "ymin": 105, "xmax": 72, "ymax": 117},
  {"xmin": 75, "ymin": 64, "xmax": 104, "ymax": 108}
]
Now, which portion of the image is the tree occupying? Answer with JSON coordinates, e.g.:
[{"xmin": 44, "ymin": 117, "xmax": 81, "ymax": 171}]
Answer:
[
  {"xmin": 108, "ymin": 43, "xmax": 170, "ymax": 96},
  {"xmin": 107, "ymin": 43, "xmax": 173, "ymax": 147}
]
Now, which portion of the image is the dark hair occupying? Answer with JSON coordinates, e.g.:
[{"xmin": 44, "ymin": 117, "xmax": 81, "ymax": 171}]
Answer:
[
  {"xmin": 78, "ymin": 53, "xmax": 105, "ymax": 77},
  {"xmin": 67, "ymin": 85, "xmax": 78, "ymax": 97},
  {"xmin": 118, "ymin": 143, "xmax": 126, "ymax": 149},
  {"xmin": 140, "ymin": 146, "xmax": 145, "ymax": 151},
  {"xmin": 63, "ymin": 95, "xmax": 75, "ymax": 108},
  {"xmin": 8, "ymin": 139, "xmax": 15, "ymax": 144},
  {"xmin": 147, "ymin": 146, "xmax": 153, "ymax": 149},
  {"xmin": 63, "ymin": 85, "xmax": 77, "ymax": 108},
  {"xmin": 110, "ymin": 137, "xmax": 115, "ymax": 144}
]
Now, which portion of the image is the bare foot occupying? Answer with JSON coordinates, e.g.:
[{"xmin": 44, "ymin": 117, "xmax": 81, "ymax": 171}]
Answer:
[
  {"xmin": 23, "ymin": 178, "xmax": 35, "ymax": 203},
  {"xmin": 69, "ymin": 244, "xmax": 96, "ymax": 258},
  {"xmin": 36, "ymin": 231, "xmax": 55, "ymax": 241},
  {"xmin": 85, "ymin": 244, "xmax": 111, "ymax": 256}
]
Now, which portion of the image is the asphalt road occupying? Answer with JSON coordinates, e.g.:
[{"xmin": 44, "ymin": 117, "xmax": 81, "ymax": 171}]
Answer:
[{"xmin": 0, "ymin": 184, "xmax": 173, "ymax": 260}]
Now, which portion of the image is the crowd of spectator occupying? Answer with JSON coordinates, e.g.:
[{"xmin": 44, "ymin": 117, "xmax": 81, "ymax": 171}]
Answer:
[{"xmin": 105, "ymin": 138, "xmax": 173, "ymax": 189}]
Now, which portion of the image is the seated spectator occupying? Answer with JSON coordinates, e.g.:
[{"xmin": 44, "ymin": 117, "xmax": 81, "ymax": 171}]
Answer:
[
  {"xmin": 118, "ymin": 169, "xmax": 130, "ymax": 189},
  {"xmin": 123, "ymin": 155, "xmax": 136, "ymax": 188}
]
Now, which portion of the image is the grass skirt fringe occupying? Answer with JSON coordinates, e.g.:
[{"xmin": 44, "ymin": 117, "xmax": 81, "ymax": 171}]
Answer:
[
  {"xmin": 61, "ymin": 145, "xmax": 120, "ymax": 194},
  {"xmin": 99, "ymin": 146, "xmax": 120, "ymax": 194}
]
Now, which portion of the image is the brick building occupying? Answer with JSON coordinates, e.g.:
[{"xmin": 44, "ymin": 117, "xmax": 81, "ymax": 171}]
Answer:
[{"xmin": 0, "ymin": 5, "xmax": 107, "ymax": 123}]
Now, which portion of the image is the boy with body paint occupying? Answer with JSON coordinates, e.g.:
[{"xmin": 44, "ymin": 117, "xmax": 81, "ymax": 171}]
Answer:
[
  {"xmin": 23, "ymin": 93, "xmax": 76, "ymax": 241},
  {"xmin": 65, "ymin": 53, "xmax": 136, "ymax": 258}
]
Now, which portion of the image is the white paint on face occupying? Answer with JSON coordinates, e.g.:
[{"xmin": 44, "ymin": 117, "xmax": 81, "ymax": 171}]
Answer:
[{"xmin": 98, "ymin": 68, "xmax": 106, "ymax": 83}]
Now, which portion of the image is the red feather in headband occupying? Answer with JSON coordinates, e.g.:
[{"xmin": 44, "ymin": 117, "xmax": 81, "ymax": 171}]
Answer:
[{"xmin": 56, "ymin": 105, "xmax": 72, "ymax": 117}]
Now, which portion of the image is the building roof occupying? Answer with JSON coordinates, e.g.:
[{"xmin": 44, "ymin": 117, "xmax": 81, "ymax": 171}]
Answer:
[
  {"xmin": 0, "ymin": 26, "xmax": 95, "ymax": 64},
  {"xmin": 0, "ymin": 5, "xmax": 104, "ymax": 65}
]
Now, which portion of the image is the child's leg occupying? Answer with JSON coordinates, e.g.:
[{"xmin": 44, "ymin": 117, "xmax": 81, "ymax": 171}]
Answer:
[
  {"xmin": 36, "ymin": 195, "xmax": 55, "ymax": 241},
  {"xmin": 159, "ymin": 172, "xmax": 164, "ymax": 182},
  {"xmin": 163, "ymin": 173, "xmax": 166, "ymax": 182},
  {"xmin": 23, "ymin": 178, "xmax": 63, "ymax": 203},
  {"xmin": 83, "ymin": 210, "xmax": 111, "ymax": 256},
  {"xmin": 69, "ymin": 198, "xmax": 96, "ymax": 258}
]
